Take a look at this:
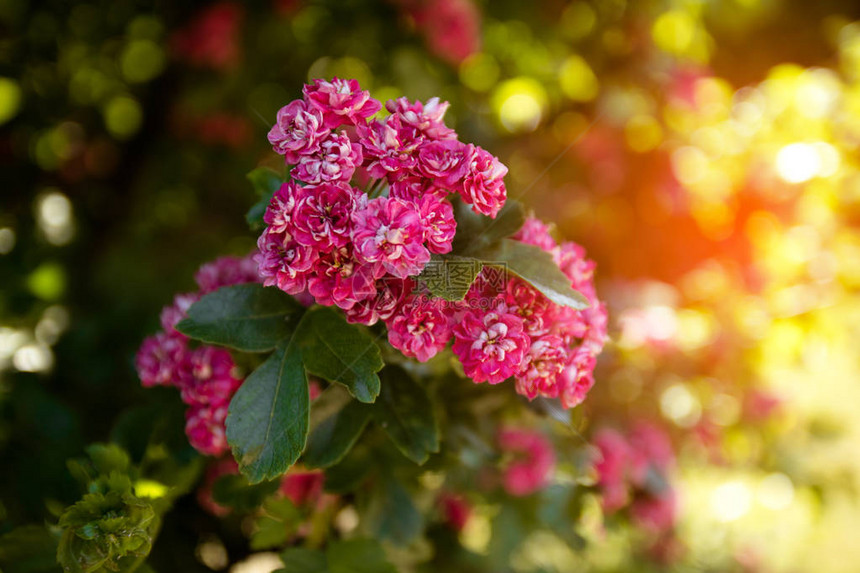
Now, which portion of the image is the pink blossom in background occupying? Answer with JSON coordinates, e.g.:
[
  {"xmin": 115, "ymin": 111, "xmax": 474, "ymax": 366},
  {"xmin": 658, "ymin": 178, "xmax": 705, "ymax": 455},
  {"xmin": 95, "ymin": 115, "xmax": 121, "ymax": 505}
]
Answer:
[
  {"xmin": 197, "ymin": 457, "xmax": 240, "ymax": 517},
  {"xmin": 160, "ymin": 293, "xmax": 199, "ymax": 333},
  {"xmin": 592, "ymin": 424, "xmax": 678, "ymax": 533},
  {"xmin": 497, "ymin": 427, "xmax": 556, "ymax": 496},
  {"xmin": 185, "ymin": 403, "xmax": 229, "ymax": 456},
  {"xmin": 401, "ymin": 0, "xmax": 481, "ymax": 65},
  {"xmin": 178, "ymin": 346, "xmax": 242, "ymax": 406},
  {"xmin": 195, "ymin": 255, "xmax": 260, "ymax": 293},
  {"xmin": 171, "ymin": 2, "xmax": 244, "ymax": 71},
  {"xmin": 280, "ymin": 468, "xmax": 326, "ymax": 507},
  {"xmin": 135, "ymin": 332, "xmax": 188, "ymax": 388},
  {"xmin": 439, "ymin": 492, "xmax": 472, "ymax": 531},
  {"xmin": 136, "ymin": 256, "xmax": 261, "ymax": 456}
]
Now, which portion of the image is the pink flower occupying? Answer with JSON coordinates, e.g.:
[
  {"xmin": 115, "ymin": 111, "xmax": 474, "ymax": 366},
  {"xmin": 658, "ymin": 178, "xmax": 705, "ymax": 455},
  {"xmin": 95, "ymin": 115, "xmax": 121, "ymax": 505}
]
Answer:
[
  {"xmin": 357, "ymin": 115, "xmax": 423, "ymax": 179},
  {"xmin": 352, "ymin": 196, "xmax": 430, "ymax": 278},
  {"xmin": 185, "ymin": 403, "xmax": 229, "ymax": 456},
  {"xmin": 303, "ymin": 78, "xmax": 382, "ymax": 129},
  {"xmin": 177, "ymin": 346, "xmax": 242, "ymax": 406},
  {"xmin": 593, "ymin": 429, "xmax": 633, "ymax": 512},
  {"xmin": 389, "ymin": 176, "xmax": 445, "ymax": 202},
  {"xmin": 262, "ymin": 181, "xmax": 298, "ymax": 236},
  {"xmin": 268, "ymin": 100, "xmax": 330, "ymax": 164},
  {"xmin": 255, "ymin": 230, "xmax": 318, "ymax": 295},
  {"xmin": 512, "ymin": 216, "xmax": 557, "ymax": 251},
  {"xmin": 452, "ymin": 298, "xmax": 530, "ymax": 384},
  {"xmin": 417, "ymin": 140, "xmax": 473, "ymax": 188},
  {"xmin": 461, "ymin": 146, "xmax": 508, "ymax": 218},
  {"xmin": 514, "ymin": 335, "xmax": 568, "ymax": 400},
  {"xmin": 135, "ymin": 332, "xmax": 189, "ymax": 388},
  {"xmin": 559, "ymin": 347, "xmax": 597, "ymax": 409},
  {"xmin": 292, "ymin": 131, "xmax": 363, "ymax": 185},
  {"xmin": 631, "ymin": 492, "xmax": 677, "ymax": 533},
  {"xmin": 497, "ymin": 428, "xmax": 556, "ymax": 497},
  {"xmin": 307, "ymin": 245, "xmax": 380, "ymax": 310},
  {"xmin": 628, "ymin": 422, "xmax": 676, "ymax": 486},
  {"xmin": 195, "ymin": 255, "xmax": 260, "ymax": 293},
  {"xmin": 439, "ymin": 493, "xmax": 472, "ymax": 531},
  {"xmin": 170, "ymin": 2, "xmax": 244, "ymax": 71},
  {"xmin": 504, "ymin": 278, "xmax": 552, "ymax": 336},
  {"xmin": 159, "ymin": 292, "xmax": 199, "ymax": 333},
  {"xmin": 345, "ymin": 277, "xmax": 413, "ymax": 326},
  {"xmin": 280, "ymin": 468, "xmax": 326, "ymax": 506},
  {"xmin": 408, "ymin": 0, "xmax": 481, "ymax": 66},
  {"xmin": 385, "ymin": 97, "xmax": 456, "ymax": 140},
  {"xmin": 292, "ymin": 182, "xmax": 362, "ymax": 249},
  {"xmin": 386, "ymin": 295, "xmax": 453, "ymax": 362},
  {"xmin": 415, "ymin": 195, "xmax": 456, "ymax": 254},
  {"xmin": 197, "ymin": 457, "xmax": 239, "ymax": 516}
]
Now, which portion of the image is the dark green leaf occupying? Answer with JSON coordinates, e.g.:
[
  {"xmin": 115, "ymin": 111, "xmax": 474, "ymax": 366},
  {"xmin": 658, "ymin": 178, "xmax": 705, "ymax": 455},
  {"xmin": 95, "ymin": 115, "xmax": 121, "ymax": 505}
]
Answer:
[
  {"xmin": 323, "ymin": 446, "xmax": 373, "ymax": 494},
  {"xmin": 211, "ymin": 474, "xmax": 280, "ymax": 512},
  {"xmin": 416, "ymin": 254, "xmax": 483, "ymax": 301},
  {"xmin": 327, "ymin": 539, "xmax": 398, "ymax": 573},
  {"xmin": 364, "ymin": 476, "xmax": 422, "ymax": 546},
  {"xmin": 475, "ymin": 239, "xmax": 589, "ymax": 310},
  {"xmin": 303, "ymin": 400, "xmax": 372, "ymax": 469},
  {"xmin": 177, "ymin": 284, "xmax": 302, "ymax": 352},
  {"xmin": 278, "ymin": 548, "xmax": 327, "ymax": 573},
  {"xmin": 246, "ymin": 168, "xmax": 285, "ymax": 231},
  {"xmin": 451, "ymin": 198, "xmax": 526, "ymax": 254},
  {"xmin": 0, "ymin": 526, "xmax": 61, "ymax": 573},
  {"xmin": 226, "ymin": 343, "xmax": 309, "ymax": 483},
  {"xmin": 295, "ymin": 306, "xmax": 383, "ymax": 403},
  {"xmin": 372, "ymin": 367, "xmax": 439, "ymax": 465}
]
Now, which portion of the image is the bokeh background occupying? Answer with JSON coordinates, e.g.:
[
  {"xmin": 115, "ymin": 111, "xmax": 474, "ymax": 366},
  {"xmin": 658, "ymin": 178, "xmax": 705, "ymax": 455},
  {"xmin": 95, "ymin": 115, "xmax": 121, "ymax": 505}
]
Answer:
[{"xmin": 3, "ymin": 0, "xmax": 860, "ymax": 571}]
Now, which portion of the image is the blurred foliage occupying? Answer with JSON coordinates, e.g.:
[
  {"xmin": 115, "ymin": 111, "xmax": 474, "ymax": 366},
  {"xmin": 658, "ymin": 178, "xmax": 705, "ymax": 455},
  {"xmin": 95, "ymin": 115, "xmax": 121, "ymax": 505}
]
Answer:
[{"xmin": 5, "ymin": 0, "xmax": 860, "ymax": 571}]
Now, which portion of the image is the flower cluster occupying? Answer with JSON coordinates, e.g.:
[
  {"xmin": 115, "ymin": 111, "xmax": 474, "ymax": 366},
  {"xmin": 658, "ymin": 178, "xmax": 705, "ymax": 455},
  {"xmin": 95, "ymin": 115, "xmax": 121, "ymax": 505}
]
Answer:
[
  {"xmin": 452, "ymin": 216, "xmax": 608, "ymax": 408},
  {"xmin": 259, "ymin": 80, "xmax": 604, "ymax": 407},
  {"xmin": 258, "ymin": 79, "xmax": 507, "ymax": 312},
  {"xmin": 135, "ymin": 255, "xmax": 260, "ymax": 456},
  {"xmin": 593, "ymin": 423, "xmax": 678, "ymax": 533}
]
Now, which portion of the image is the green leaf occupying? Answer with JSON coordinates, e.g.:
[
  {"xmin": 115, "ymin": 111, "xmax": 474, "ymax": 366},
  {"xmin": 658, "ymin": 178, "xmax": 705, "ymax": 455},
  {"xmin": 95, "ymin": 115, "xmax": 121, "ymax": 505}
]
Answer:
[
  {"xmin": 278, "ymin": 548, "xmax": 327, "ymax": 573},
  {"xmin": 451, "ymin": 198, "xmax": 526, "ymax": 254},
  {"xmin": 211, "ymin": 474, "xmax": 280, "ymax": 512},
  {"xmin": 246, "ymin": 168, "xmax": 285, "ymax": 231},
  {"xmin": 323, "ymin": 446, "xmax": 373, "ymax": 494},
  {"xmin": 372, "ymin": 367, "xmax": 439, "ymax": 465},
  {"xmin": 295, "ymin": 306, "xmax": 383, "ymax": 403},
  {"xmin": 327, "ymin": 539, "xmax": 398, "ymax": 573},
  {"xmin": 365, "ymin": 476, "xmax": 423, "ymax": 546},
  {"xmin": 0, "ymin": 525, "xmax": 61, "ymax": 573},
  {"xmin": 226, "ymin": 343, "xmax": 309, "ymax": 483},
  {"xmin": 303, "ymin": 399, "xmax": 372, "ymax": 469},
  {"xmin": 416, "ymin": 254, "xmax": 483, "ymax": 301},
  {"xmin": 177, "ymin": 284, "xmax": 302, "ymax": 352},
  {"xmin": 474, "ymin": 239, "xmax": 590, "ymax": 310}
]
